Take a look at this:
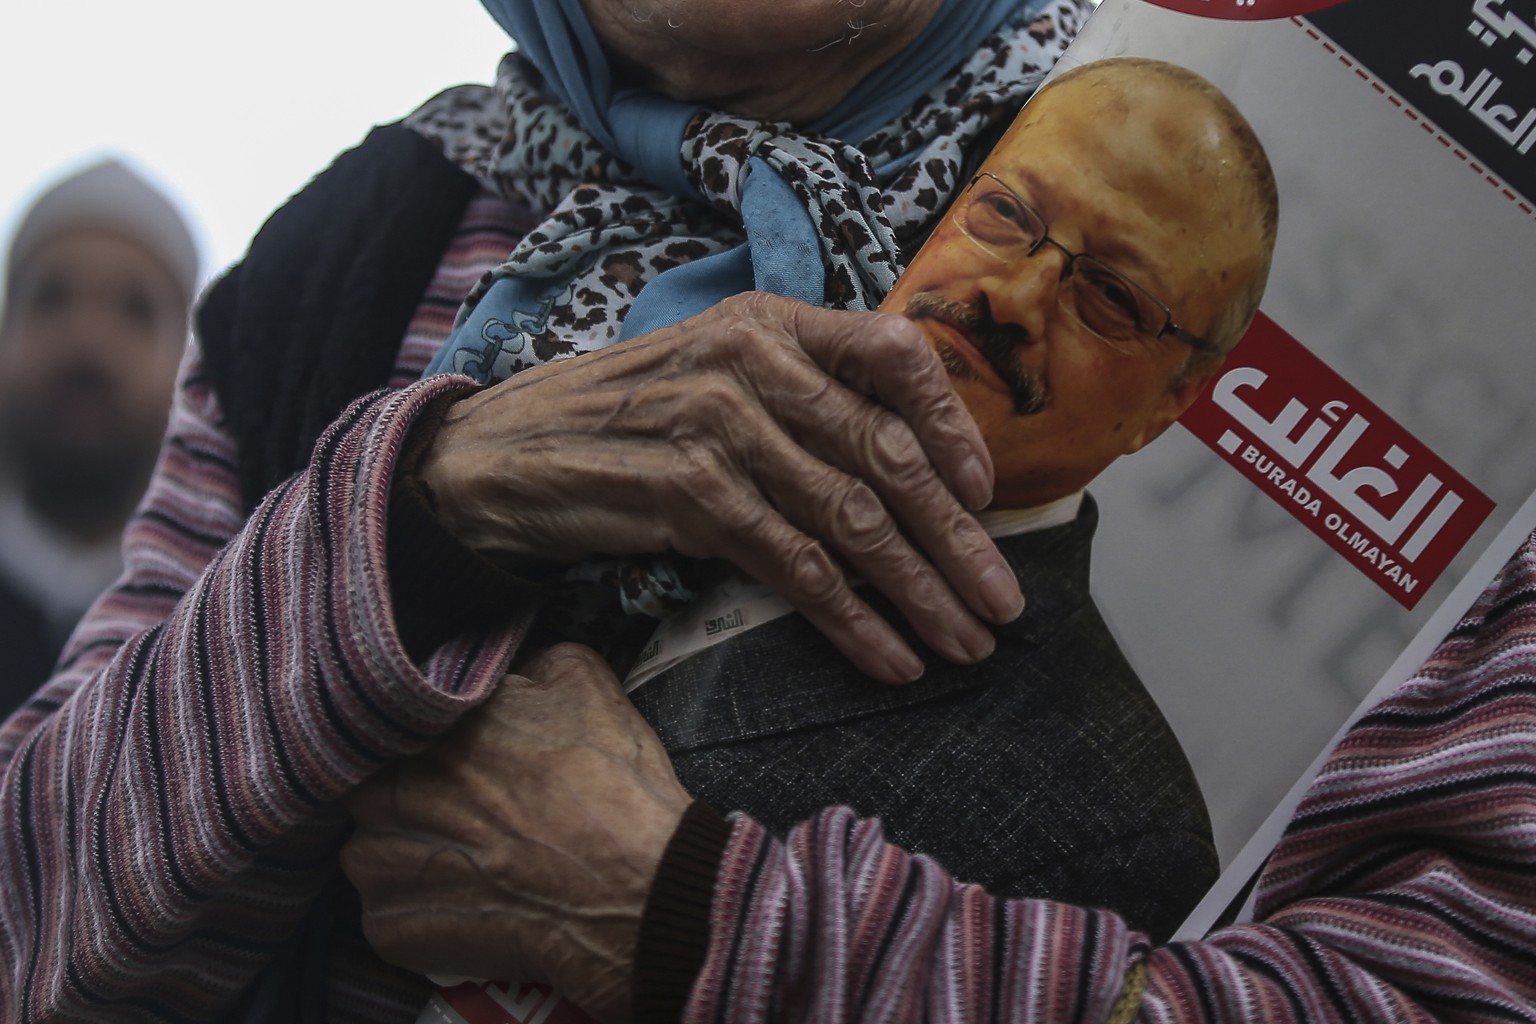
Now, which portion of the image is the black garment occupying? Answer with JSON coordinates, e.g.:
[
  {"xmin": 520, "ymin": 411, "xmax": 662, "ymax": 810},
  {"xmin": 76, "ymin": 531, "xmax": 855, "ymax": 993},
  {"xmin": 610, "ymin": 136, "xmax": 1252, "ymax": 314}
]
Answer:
[
  {"xmin": 199, "ymin": 123, "xmax": 483, "ymax": 514},
  {"xmin": 0, "ymin": 571, "xmax": 68, "ymax": 718},
  {"xmin": 629, "ymin": 499, "xmax": 1217, "ymax": 942}
]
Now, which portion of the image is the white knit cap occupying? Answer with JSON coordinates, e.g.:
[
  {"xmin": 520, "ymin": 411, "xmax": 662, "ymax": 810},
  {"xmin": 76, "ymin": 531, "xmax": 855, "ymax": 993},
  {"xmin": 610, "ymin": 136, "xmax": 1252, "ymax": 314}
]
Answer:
[{"xmin": 5, "ymin": 159, "xmax": 200, "ymax": 303}]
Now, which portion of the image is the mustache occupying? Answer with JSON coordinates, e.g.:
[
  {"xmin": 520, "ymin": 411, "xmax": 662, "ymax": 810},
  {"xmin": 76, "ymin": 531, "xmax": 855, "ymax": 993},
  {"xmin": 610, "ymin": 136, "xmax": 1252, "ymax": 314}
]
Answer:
[
  {"xmin": 28, "ymin": 359, "xmax": 119, "ymax": 406},
  {"xmin": 904, "ymin": 293, "xmax": 1048, "ymax": 415}
]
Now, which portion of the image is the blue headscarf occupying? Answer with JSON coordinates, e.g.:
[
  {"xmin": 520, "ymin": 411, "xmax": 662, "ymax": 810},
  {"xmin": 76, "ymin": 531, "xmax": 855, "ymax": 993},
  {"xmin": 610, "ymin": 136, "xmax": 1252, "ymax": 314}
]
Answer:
[
  {"xmin": 426, "ymin": 0, "xmax": 1038, "ymax": 376},
  {"xmin": 473, "ymin": 0, "xmax": 1026, "ymax": 194},
  {"xmin": 477, "ymin": 0, "xmax": 1027, "ymax": 192}
]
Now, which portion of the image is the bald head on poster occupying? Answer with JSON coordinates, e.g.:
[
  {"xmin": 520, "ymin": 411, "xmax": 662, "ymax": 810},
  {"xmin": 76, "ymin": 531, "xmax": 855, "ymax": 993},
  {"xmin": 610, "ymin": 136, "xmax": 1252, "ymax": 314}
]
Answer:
[{"xmin": 885, "ymin": 56, "xmax": 1279, "ymax": 510}]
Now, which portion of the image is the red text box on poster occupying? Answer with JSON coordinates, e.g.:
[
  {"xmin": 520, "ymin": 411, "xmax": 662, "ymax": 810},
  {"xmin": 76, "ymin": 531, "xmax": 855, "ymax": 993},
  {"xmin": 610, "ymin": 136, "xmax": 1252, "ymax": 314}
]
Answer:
[{"xmin": 1180, "ymin": 313, "xmax": 1494, "ymax": 609}]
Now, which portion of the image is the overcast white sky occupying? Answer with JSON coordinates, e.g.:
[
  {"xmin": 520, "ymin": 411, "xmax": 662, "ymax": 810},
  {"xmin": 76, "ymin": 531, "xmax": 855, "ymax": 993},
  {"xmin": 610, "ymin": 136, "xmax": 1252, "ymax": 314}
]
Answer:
[{"xmin": 0, "ymin": 0, "xmax": 513, "ymax": 286}]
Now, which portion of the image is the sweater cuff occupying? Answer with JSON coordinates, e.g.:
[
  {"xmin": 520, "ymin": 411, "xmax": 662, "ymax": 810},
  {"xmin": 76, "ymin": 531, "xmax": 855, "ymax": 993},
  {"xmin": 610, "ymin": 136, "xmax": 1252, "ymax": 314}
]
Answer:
[
  {"xmin": 387, "ymin": 390, "xmax": 545, "ymax": 661},
  {"xmin": 633, "ymin": 800, "xmax": 733, "ymax": 1023}
]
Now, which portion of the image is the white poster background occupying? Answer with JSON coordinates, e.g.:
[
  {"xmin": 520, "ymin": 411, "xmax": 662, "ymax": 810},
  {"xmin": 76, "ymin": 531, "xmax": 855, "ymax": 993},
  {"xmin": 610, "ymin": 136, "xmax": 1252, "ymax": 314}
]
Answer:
[{"xmin": 1047, "ymin": 3, "xmax": 1536, "ymax": 931}]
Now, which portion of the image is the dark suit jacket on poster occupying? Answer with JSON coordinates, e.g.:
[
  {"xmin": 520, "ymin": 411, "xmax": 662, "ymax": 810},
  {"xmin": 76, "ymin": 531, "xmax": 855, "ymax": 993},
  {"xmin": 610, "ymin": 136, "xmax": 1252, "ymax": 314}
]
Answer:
[{"xmin": 627, "ymin": 496, "xmax": 1218, "ymax": 942}]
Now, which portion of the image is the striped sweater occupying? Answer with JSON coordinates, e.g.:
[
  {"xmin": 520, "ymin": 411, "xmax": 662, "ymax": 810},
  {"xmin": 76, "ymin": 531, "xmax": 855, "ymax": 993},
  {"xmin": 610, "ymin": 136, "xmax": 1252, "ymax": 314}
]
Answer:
[
  {"xmin": 0, "ymin": 193, "xmax": 533, "ymax": 1022},
  {"xmin": 5, "ymin": 165, "xmax": 1533, "ymax": 1024},
  {"xmin": 681, "ymin": 537, "xmax": 1536, "ymax": 1022}
]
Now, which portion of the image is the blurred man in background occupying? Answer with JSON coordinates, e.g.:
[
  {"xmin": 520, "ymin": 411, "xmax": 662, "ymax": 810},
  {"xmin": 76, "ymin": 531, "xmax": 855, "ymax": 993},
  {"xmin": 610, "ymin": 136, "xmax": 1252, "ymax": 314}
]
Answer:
[{"xmin": 0, "ymin": 159, "xmax": 197, "ymax": 715}]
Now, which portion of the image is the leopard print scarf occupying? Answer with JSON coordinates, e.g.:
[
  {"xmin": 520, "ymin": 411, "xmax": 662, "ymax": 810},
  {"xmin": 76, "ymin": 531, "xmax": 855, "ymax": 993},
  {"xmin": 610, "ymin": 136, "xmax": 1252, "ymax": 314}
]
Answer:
[{"xmin": 410, "ymin": 0, "xmax": 1093, "ymax": 382}]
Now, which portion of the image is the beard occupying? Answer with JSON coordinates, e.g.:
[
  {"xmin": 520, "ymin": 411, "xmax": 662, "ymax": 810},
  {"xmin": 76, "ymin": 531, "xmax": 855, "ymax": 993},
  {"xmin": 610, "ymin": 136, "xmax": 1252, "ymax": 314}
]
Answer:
[
  {"xmin": 0, "ymin": 373, "xmax": 162, "ymax": 540},
  {"xmin": 904, "ymin": 292, "xmax": 1049, "ymax": 415}
]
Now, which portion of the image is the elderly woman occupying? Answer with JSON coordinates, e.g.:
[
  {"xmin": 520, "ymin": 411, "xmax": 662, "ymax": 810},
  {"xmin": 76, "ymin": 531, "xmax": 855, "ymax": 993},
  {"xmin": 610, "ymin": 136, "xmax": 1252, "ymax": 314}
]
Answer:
[{"xmin": 0, "ymin": 0, "xmax": 1144, "ymax": 1018}]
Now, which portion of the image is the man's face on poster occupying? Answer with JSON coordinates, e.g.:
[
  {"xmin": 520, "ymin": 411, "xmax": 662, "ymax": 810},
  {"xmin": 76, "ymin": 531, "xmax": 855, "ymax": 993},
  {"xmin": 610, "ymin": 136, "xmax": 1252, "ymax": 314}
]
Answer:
[{"xmin": 886, "ymin": 62, "xmax": 1271, "ymax": 509}]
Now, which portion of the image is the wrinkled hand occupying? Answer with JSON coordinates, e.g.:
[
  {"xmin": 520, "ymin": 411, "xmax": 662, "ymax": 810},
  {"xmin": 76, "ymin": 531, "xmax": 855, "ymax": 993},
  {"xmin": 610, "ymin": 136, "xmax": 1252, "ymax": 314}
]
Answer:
[
  {"xmin": 418, "ymin": 292, "xmax": 1023, "ymax": 684},
  {"xmin": 341, "ymin": 645, "xmax": 690, "ymax": 1024}
]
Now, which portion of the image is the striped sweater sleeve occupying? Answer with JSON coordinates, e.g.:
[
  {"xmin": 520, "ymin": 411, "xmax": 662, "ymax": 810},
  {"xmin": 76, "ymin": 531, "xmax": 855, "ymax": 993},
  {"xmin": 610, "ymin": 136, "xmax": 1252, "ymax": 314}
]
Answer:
[
  {"xmin": 0, "ymin": 344, "xmax": 530, "ymax": 1020},
  {"xmin": 686, "ymin": 536, "xmax": 1536, "ymax": 1023}
]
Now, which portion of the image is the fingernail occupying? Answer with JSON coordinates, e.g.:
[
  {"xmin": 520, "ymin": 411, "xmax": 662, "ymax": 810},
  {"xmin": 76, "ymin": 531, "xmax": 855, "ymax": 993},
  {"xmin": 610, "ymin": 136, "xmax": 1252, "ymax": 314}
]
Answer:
[
  {"xmin": 955, "ymin": 455, "xmax": 992, "ymax": 511},
  {"xmin": 955, "ymin": 618, "xmax": 996, "ymax": 662},
  {"xmin": 887, "ymin": 644, "xmax": 925, "ymax": 684},
  {"xmin": 977, "ymin": 565, "xmax": 1025, "ymax": 623}
]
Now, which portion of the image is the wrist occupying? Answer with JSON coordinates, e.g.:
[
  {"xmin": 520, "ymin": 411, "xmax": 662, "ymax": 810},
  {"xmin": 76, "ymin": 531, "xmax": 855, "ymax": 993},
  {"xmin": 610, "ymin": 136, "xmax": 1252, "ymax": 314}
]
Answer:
[
  {"xmin": 632, "ymin": 801, "xmax": 733, "ymax": 1023},
  {"xmin": 388, "ymin": 391, "xmax": 549, "ymax": 658},
  {"xmin": 412, "ymin": 385, "xmax": 589, "ymax": 569}
]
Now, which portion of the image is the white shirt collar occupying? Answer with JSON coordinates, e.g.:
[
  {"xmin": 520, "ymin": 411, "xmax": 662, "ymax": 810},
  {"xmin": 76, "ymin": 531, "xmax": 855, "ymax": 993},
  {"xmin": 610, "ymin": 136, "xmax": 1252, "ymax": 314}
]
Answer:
[{"xmin": 976, "ymin": 490, "xmax": 1085, "ymax": 540}]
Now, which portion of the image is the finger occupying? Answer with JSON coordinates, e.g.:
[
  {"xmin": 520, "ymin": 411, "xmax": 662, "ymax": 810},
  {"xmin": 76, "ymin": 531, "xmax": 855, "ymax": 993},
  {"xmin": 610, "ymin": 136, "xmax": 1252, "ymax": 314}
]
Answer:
[
  {"xmin": 717, "ymin": 514, "xmax": 927, "ymax": 685},
  {"xmin": 339, "ymin": 826, "xmax": 436, "ymax": 898},
  {"xmin": 746, "ymin": 429, "xmax": 1000, "ymax": 667},
  {"xmin": 501, "ymin": 649, "xmax": 657, "ymax": 753},
  {"xmin": 516, "ymin": 642, "xmax": 624, "ymax": 697},
  {"xmin": 650, "ymin": 380, "xmax": 949, "ymax": 681},
  {"xmin": 699, "ymin": 305, "xmax": 1022, "ymax": 627},
  {"xmin": 773, "ymin": 297, "xmax": 996, "ymax": 512},
  {"xmin": 352, "ymin": 879, "xmax": 552, "ymax": 982},
  {"xmin": 803, "ymin": 399, "xmax": 1024, "ymax": 627}
]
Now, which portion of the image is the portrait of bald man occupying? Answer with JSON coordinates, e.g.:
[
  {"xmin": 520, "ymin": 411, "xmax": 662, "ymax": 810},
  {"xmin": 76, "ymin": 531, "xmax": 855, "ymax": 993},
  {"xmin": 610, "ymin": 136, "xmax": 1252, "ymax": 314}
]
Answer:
[
  {"xmin": 573, "ymin": 56, "xmax": 1277, "ymax": 942},
  {"xmin": 893, "ymin": 56, "xmax": 1275, "ymax": 504}
]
